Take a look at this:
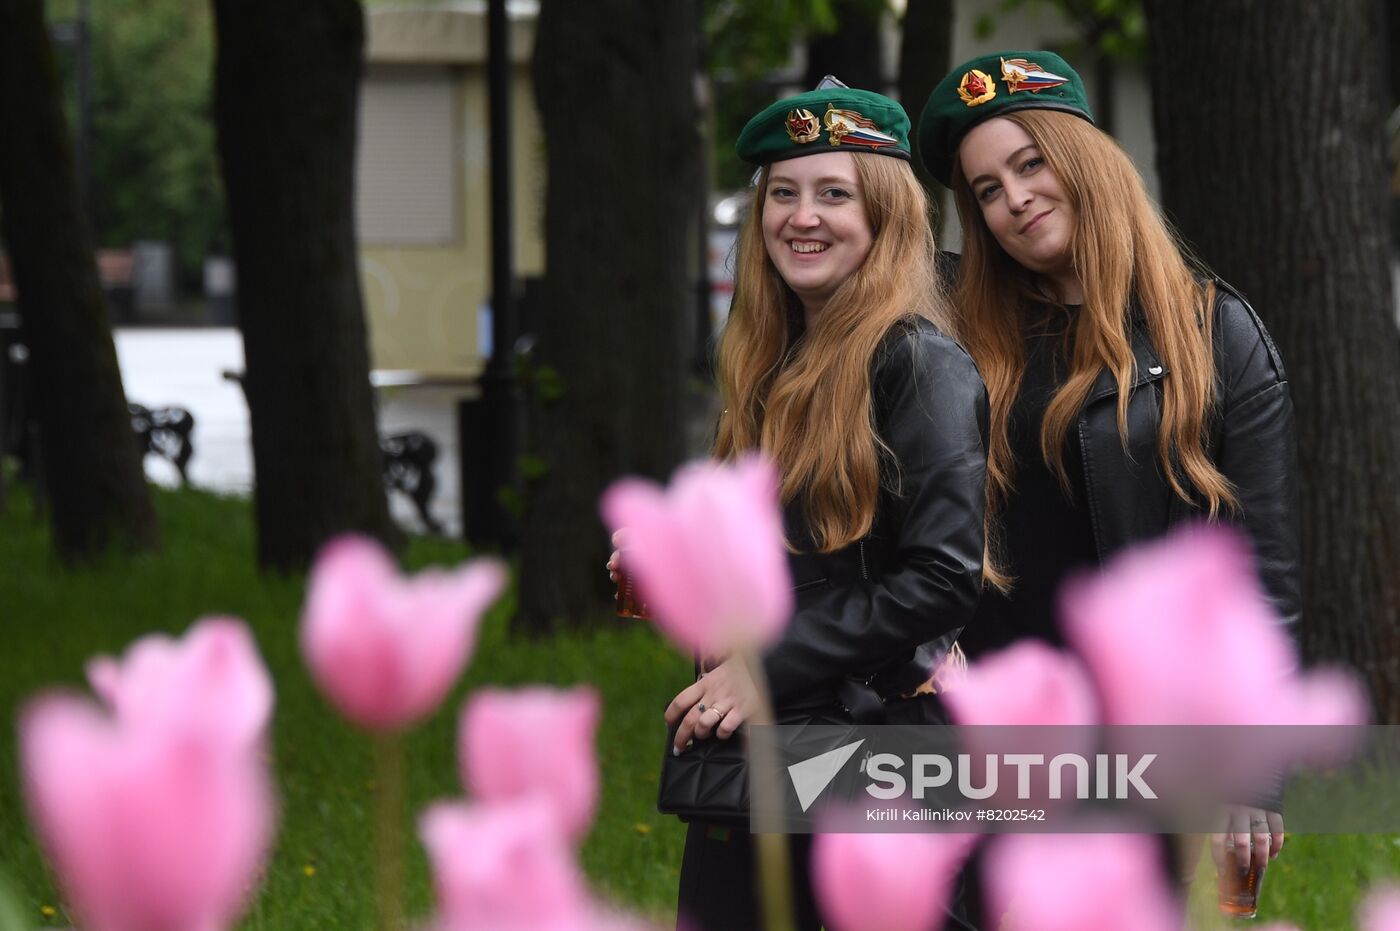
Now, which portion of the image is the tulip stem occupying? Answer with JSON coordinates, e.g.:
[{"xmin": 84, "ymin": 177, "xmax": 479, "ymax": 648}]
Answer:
[
  {"xmin": 373, "ymin": 731, "xmax": 406, "ymax": 931},
  {"xmin": 741, "ymin": 648, "xmax": 796, "ymax": 931}
]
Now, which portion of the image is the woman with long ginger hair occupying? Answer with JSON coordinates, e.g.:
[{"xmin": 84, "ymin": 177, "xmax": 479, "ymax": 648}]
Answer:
[
  {"xmin": 919, "ymin": 50, "xmax": 1300, "ymax": 907},
  {"xmin": 611, "ymin": 87, "xmax": 988, "ymax": 930}
]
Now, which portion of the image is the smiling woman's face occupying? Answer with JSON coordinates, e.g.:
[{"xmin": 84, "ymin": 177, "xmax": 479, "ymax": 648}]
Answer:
[
  {"xmin": 760, "ymin": 151, "xmax": 874, "ymax": 316},
  {"xmin": 958, "ymin": 117, "xmax": 1078, "ymax": 297}
]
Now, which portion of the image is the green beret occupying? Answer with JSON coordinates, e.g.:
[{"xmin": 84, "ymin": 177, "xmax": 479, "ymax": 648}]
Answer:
[
  {"xmin": 736, "ymin": 87, "xmax": 911, "ymax": 166},
  {"xmin": 917, "ymin": 50, "xmax": 1094, "ymax": 187}
]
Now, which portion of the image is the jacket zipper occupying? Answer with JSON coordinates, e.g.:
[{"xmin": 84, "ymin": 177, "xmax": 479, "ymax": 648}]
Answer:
[{"xmin": 858, "ymin": 539, "xmax": 869, "ymax": 580}]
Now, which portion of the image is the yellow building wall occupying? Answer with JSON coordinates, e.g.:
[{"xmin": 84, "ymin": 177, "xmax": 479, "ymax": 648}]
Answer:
[{"xmin": 359, "ymin": 6, "xmax": 544, "ymax": 378}]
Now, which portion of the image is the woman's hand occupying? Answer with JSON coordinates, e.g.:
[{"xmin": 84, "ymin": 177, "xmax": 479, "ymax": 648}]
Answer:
[
  {"xmin": 665, "ymin": 656, "xmax": 761, "ymax": 754},
  {"xmin": 605, "ymin": 530, "xmax": 625, "ymax": 584},
  {"xmin": 1211, "ymin": 805, "xmax": 1285, "ymax": 872}
]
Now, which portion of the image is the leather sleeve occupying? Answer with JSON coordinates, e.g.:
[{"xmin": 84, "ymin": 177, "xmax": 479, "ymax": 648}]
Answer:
[
  {"xmin": 762, "ymin": 324, "xmax": 989, "ymax": 705},
  {"xmin": 1211, "ymin": 283, "xmax": 1302, "ymax": 634}
]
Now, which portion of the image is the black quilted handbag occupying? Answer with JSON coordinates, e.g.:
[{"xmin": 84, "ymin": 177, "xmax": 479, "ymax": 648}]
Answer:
[
  {"xmin": 656, "ymin": 704, "xmax": 860, "ymax": 825},
  {"xmin": 654, "ymin": 644, "xmax": 960, "ymax": 825}
]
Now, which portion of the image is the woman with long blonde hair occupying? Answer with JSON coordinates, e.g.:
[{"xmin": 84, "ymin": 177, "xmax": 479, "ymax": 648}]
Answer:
[
  {"xmin": 610, "ymin": 86, "xmax": 988, "ymax": 931},
  {"xmin": 919, "ymin": 50, "xmax": 1300, "ymax": 911}
]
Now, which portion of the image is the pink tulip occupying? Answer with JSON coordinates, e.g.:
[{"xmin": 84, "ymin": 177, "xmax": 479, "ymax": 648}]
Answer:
[
  {"xmin": 812, "ymin": 830, "xmax": 975, "ymax": 931},
  {"xmin": 300, "ymin": 535, "xmax": 507, "ymax": 730},
  {"xmin": 600, "ymin": 456, "xmax": 793, "ymax": 655},
  {"xmin": 21, "ymin": 695, "xmax": 275, "ymax": 931},
  {"xmin": 458, "ymin": 687, "xmax": 600, "ymax": 839},
  {"xmin": 1361, "ymin": 886, "xmax": 1400, "ymax": 931},
  {"xmin": 943, "ymin": 641, "xmax": 1098, "ymax": 726},
  {"xmin": 86, "ymin": 617, "xmax": 272, "ymax": 751},
  {"xmin": 1061, "ymin": 524, "xmax": 1367, "ymax": 729},
  {"xmin": 983, "ymin": 833, "xmax": 1179, "ymax": 931},
  {"xmin": 420, "ymin": 798, "xmax": 592, "ymax": 931}
]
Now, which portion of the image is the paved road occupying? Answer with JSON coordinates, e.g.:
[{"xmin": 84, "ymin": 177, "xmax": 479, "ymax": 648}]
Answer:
[{"xmin": 114, "ymin": 327, "xmax": 464, "ymax": 536}]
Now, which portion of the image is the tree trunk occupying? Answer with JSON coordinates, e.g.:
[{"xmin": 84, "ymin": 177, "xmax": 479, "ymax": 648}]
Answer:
[
  {"xmin": 1146, "ymin": 0, "xmax": 1400, "ymax": 721},
  {"xmin": 0, "ymin": 0, "xmax": 159, "ymax": 561},
  {"xmin": 897, "ymin": 0, "xmax": 954, "ymax": 216},
  {"xmin": 518, "ymin": 0, "xmax": 697, "ymax": 632},
  {"xmin": 211, "ymin": 0, "xmax": 396, "ymax": 572},
  {"xmin": 804, "ymin": 0, "xmax": 885, "ymax": 92}
]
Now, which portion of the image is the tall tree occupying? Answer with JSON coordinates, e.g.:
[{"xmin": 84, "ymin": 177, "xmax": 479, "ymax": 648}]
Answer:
[
  {"xmin": 211, "ymin": 0, "xmax": 396, "ymax": 571},
  {"xmin": 0, "ymin": 0, "xmax": 159, "ymax": 561},
  {"xmin": 1146, "ymin": 0, "xmax": 1400, "ymax": 720},
  {"xmin": 519, "ymin": 0, "xmax": 698, "ymax": 632},
  {"xmin": 705, "ymin": 0, "xmax": 838, "ymax": 190},
  {"xmin": 803, "ymin": 0, "xmax": 886, "ymax": 91},
  {"xmin": 897, "ymin": 0, "xmax": 954, "ymax": 207}
]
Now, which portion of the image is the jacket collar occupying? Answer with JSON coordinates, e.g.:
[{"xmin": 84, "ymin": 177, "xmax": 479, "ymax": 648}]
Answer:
[{"xmin": 1084, "ymin": 321, "xmax": 1168, "ymax": 405}]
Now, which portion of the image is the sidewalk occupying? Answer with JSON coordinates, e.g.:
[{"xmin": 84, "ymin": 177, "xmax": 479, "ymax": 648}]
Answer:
[{"xmin": 114, "ymin": 327, "xmax": 465, "ymax": 535}]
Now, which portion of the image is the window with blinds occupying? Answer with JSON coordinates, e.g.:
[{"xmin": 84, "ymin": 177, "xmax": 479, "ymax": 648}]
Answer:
[{"xmin": 356, "ymin": 66, "xmax": 458, "ymax": 246}]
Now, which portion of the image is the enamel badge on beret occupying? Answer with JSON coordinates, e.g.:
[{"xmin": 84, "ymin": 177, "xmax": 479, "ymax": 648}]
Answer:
[
  {"xmin": 999, "ymin": 57, "xmax": 1070, "ymax": 94},
  {"xmin": 957, "ymin": 68, "xmax": 997, "ymax": 107}
]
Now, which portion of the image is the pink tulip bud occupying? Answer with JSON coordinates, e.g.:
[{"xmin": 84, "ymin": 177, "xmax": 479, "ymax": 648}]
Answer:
[
  {"xmin": 1062, "ymin": 524, "xmax": 1368, "ymax": 730},
  {"xmin": 1361, "ymin": 886, "xmax": 1400, "ymax": 931},
  {"xmin": 943, "ymin": 641, "xmax": 1098, "ymax": 726},
  {"xmin": 86, "ymin": 617, "xmax": 272, "ymax": 751},
  {"xmin": 300, "ymin": 535, "xmax": 506, "ymax": 730},
  {"xmin": 984, "ymin": 833, "xmax": 1180, "ymax": 931},
  {"xmin": 21, "ymin": 620, "xmax": 277, "ymax": 931},
  {"xmin": 600, "ymin": 456, "xmax": 793, "ymax": 656},
  {"xmin": 812, "ymin": 829, "xmax": 975, "ymax": 931},
  {"xmin": 420, "ymin": 798, "xmax": 591, "ymax": 931},
  {"xmin": 458, "ymin": 686, "xmax": 601, "ymax": 840}
]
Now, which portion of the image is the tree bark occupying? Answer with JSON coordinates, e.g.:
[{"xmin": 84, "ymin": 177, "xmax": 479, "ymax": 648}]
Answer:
[
  {"xmin": 804, "ymin": 0, "xmax": 885, "ymax": 92},
  {"xmin": 519, "ymin": 0, "xmax": 697, "ymax": 632},
  {"xmin": 0, "ymin": 0, "xmax": 159, "ymax": 561},
  {"xmin": 212, "ymin": 0, "xmax": 396, "ymax": 571},
  {"xmin": 1146, "ymin": 0, "xmax": 1400, "ymax": 720},
  {"xmin": 897, "ymin": 0, "xmax": 954, "ymax": 215}
]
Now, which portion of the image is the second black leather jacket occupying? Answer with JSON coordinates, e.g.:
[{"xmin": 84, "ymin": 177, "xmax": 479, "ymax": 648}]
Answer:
[
  {"xmin": 1073, "ymin": 280, "xmax": 1301, "ymax": 629},
  {"xmin": 761, "ymin": 318, "xmax": 990, "ymax": 711}
]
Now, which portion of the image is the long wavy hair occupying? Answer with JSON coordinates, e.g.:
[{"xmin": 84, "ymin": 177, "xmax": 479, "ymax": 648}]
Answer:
[
  {"xmin": 712, "ymin": 153, "xmax": 951, "ymax": 553},
  {"xmin": 951, "ymin": 109, "xmax": 1237, "ymax": 532}
]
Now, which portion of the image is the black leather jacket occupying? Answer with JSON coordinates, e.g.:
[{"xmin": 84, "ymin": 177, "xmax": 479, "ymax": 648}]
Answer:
[
  {"xmin": 761, "ymin": 319, "xmax": 990, "ymax": 711},
  {"xmin": 1075, "ymin": 280, "xmax": 1300, "ymax": 629}
]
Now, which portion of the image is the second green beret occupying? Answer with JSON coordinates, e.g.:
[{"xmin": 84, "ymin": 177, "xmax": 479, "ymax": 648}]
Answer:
[
  {"xmin": 917, "ymin": 50, "xmax": 1094, "ymax": 187},
  {"xmin": 737, "ymin": 87, "xmax": 911, "ymax": 166}
]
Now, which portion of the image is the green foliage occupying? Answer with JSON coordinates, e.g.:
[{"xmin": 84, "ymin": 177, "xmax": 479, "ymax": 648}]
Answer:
[
  {"xmin": 0, "ymin": 482, "xmax": 690, "ymax": 926},
  {"xmin": 0, "ymin": 872, "xmax": 30, "ymax": 931},
  {"xmin": 973, "ymin": 0, "xmax": 1146, "ymax": 62},
  {"xmin": 520, "ymin": 360, "xmax": 566, "ymax": 404},
  {"xmin": 45, "ymin": 0, "xmax": 222, "ymax": 288},
  {"xmin": 519, "ymin": 453, "xmax": 550, "ymax": 482},
  {"xmin": 706, "ymin": 0, "xmax": 838, "ymax": 82},
  {"xmin": 88, "ymin": 0, "xmax": 223, "ymax": 286},
  {"xmin": 704, "ymin": 0, "xmax": 893, "ymax": 189}
]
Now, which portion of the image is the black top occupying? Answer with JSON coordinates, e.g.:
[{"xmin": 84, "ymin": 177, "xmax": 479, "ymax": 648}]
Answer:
[{"xmin": 962, "ymin": 304, "xmax": 1097, "ymax": 657}]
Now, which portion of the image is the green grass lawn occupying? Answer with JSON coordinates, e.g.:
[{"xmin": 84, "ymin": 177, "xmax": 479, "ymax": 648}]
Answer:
[
  {"xmin": 0, "ymin": 483, "xmax": 691, "ymax": 929},
  {"xmin": 2, "ymin": 483, "xmax": 1398, "ymax": 929}
]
